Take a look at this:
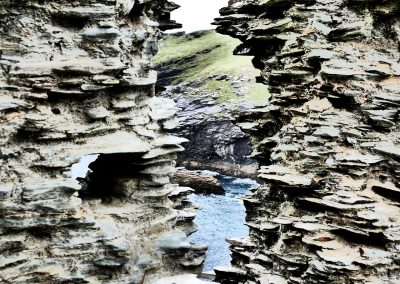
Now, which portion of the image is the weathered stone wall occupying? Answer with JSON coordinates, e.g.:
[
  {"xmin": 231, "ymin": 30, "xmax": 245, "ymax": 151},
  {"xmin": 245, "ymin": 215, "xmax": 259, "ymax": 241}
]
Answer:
[
  {"xmin": 176, "ymin": 120, "xmax": 257, "ymax": 178},
  {"xmin": 0, "ymin": 1, "xmax": 205, "ymax": 283},
  {"xmin": 215, "ymin": 0, "xmax": 400, "ymax": 283}
]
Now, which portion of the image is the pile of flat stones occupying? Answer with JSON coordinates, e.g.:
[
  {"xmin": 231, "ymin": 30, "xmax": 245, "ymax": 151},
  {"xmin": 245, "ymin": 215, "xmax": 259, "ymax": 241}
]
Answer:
[
  {"xmin": 214, "ymin": 0, "xmax": 400, "ymax": 283},
  {"xmin": 0, "ymin": 0, "xmax": 207, "ymax": 283}
]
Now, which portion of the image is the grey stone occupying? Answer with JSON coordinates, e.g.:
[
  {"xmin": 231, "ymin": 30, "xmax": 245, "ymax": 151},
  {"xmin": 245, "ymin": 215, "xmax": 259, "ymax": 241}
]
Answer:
[
  {"xmin": 154, "ymin": 230, "xmax": 192, "ymax": 252},
  {"xmin": 313, "ymin": 127, "xmax": 340, "ymax": 138},
  {"xmin": 85, "ymin": 106, "xmax": 111, "ymax": 119}
]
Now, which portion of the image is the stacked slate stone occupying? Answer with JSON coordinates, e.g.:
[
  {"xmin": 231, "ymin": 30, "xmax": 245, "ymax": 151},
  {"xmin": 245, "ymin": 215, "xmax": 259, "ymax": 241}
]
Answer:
[
  {"xmin": 214, "ymin": 0, "xmax": 400, "ymax": 283},
  {"xmin": 0, "ymin": 0, "xmax": 206, "ymax": 283}
]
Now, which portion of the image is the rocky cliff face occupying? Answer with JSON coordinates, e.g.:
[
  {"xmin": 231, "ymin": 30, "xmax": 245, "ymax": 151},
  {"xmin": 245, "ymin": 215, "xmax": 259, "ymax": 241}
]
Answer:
[
  {"xmin": 154, "ymin": 31, "xmax": 268, "ymax": 178},
  {"xmin": 163, "ymin": 79, "xmax": 258, "ymax": 178},
  {"xmin": 0, "ymin": 1, "xmax": 206, "ymax": 283},
  {"xmin": 215, "ymin": 0, "xmax": 400, "ymax": 283},
  {"xmin": 176, "ymin": 119, "xmax": 256, "ymax": 178}
]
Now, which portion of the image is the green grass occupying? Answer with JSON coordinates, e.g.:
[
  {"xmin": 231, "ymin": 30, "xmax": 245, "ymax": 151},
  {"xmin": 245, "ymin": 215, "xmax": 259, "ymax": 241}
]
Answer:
[
  {"xmin": 153, "ymin": 29, "xmax": 270, "ymax": 109},
  {"xmin": 153, "ymin": 30, "xmax": 257, "ymax": 80},
  {"xmin": 204, "ymin": 80, "xmax": 236, "ymax": 104}
]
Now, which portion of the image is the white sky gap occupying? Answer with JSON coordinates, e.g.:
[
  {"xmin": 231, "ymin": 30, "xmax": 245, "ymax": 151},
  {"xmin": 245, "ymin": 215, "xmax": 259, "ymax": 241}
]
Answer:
[{"xmin": 169, "ymin": 0, "xmax": 228, "ymax": 33}]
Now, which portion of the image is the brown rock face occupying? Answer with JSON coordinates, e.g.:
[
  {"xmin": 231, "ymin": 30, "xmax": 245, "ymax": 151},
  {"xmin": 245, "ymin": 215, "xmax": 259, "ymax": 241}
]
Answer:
[
  {"xmin": 0, "ymin": 1, "xmax": 206, "ymax": 283},
  {"xmin": 172, "ymin": 168, "xmax": 225, "ymax": 195},
  {"xmin": 215, "ymin": 0, "xmax": 400, "ymax": 283}
]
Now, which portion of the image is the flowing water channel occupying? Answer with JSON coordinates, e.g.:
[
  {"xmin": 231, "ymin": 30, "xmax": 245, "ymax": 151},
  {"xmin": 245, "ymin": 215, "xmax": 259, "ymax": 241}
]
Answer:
[
  {"xmin": 189, "ymin": 172, "xmax": 259, "ymax": 271},
  {"xmin": 162, "ymin": 0, "xmax": 259, "ymax": 272},
  {"xmin": 70, "ymin": 1, "xmax": 256, "ymax": 271},
  {"xmin": 71, "ymin": 157, "xmax": 257, "ymax": 273}
]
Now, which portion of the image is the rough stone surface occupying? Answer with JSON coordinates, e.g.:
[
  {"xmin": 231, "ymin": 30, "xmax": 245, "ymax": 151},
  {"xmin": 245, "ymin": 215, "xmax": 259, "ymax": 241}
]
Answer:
[
  {"xmin": 172, "ymin": 168, "xmax": 225, "ymax": 195},
  {"xmin": 154, "ymin": 31, "xmax": 264, "ymax": 178},
  {"xmin": 0, "ymin": 1, "xmax": 206, "ymax": 283},
  {"xmin": 160, "ymin": 74, "xmax": 259, "ymax": 178},
  {"xmin": 215, "ymin": 0, "xmax": 400, "ymax": 283}
]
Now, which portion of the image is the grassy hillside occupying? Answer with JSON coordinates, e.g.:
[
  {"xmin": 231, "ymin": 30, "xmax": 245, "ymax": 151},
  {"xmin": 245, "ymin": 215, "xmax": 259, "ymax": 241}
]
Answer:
[{"xmin": 153, "ymin": 30, "xmax": 270, "ymax": 106}]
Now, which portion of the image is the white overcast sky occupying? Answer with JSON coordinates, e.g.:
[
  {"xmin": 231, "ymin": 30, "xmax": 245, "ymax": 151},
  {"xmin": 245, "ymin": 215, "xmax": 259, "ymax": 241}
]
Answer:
[{"xmin": 169, "ymin": 0, "xmax": 228, "ymax": 33}]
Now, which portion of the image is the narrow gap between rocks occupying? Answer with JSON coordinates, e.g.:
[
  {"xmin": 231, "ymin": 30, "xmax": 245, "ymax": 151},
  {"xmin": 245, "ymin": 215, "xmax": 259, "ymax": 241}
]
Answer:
[
  {"xmin": 188, "ymin": 172, "xmax": 259, "ymax": 271},
  {"xmin": 153, "ymin": 0, "xmax": 268, "ymax": 279},
  {"xmin": 69, "ymin": 0, "xmax": 267, "ymax": 280}
]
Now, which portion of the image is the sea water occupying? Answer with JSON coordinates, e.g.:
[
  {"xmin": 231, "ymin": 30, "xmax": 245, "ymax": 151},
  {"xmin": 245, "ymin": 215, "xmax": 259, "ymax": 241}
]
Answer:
[{"xmin": 189, "ymin": 173, "xmax": 259, "ymax": 271}]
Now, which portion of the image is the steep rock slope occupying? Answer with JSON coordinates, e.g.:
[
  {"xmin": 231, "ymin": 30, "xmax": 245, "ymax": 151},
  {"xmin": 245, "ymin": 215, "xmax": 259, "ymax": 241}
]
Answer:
[
  {"xmin": 214, "ymin": 0, "xmax": 400, "ymax": 283},
  {"xmin": 154, "ymin": 31, "xmax": 270, "ymax": 177},
  {"xmin": 0, "ymin": 1, "xmax": 205, "ymax": 283}
]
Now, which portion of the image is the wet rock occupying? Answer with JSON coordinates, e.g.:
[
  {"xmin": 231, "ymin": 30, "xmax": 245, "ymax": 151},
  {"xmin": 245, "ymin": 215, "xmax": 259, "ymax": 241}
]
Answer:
[
  {"xmin": 214, "ymin": 266, "xmax": 247, "ymax": 282},
  {"xmin": 171, "ymin": 168, "xmax": 225, "ymax": 195}
]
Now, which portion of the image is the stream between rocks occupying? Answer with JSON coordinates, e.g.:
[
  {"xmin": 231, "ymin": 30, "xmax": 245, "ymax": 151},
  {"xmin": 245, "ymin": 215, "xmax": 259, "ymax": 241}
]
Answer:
[
  {"xmin": 71, "ymin": 158, "xmax": 258, "ymax": 273},
  {"xmin": 189, "ymin": 172, "xmax": 259, "ymax": 271}
]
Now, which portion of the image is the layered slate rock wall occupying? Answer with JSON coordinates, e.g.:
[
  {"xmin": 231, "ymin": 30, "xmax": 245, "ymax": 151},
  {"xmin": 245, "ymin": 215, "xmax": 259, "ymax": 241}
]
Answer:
[
  {"xmin": 0, "ymin": 1, "xmax": 206, "ymax": 283},
  {"xmin": 215, "ymin": 0, "xmax": 400, "ymax": 283}
]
